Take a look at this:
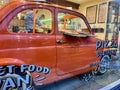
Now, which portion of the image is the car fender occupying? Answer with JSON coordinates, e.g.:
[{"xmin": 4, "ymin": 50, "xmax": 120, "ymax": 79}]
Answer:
[{"xmin": 0, "ymin": 58, "xmax": 25, "ymax": 66}]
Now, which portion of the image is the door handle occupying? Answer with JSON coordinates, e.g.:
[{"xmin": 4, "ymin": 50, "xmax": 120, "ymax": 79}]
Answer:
[{"xmin": 56, "ymin": 40, "xmax": 66, "ymax": 43}]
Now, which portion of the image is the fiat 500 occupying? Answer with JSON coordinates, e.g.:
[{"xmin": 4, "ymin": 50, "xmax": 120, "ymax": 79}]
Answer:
[{"xmin": 0, "ymin": 0, "xmax": 110, "ymax": 89}]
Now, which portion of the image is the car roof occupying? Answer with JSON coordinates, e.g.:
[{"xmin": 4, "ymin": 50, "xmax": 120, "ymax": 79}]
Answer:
[
  {"xmin": 0, "ymin": 0, "xmax": 92, "ymax": 34},
  {"xmin": 0, "ymin": 0, "xmax": 79, "ymax": 23}
]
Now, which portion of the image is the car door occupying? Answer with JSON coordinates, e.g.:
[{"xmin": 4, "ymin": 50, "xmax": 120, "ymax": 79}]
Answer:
[
  {"xmin": 0, "ymin": 4, "xmax": 57, "ymax": 84},
  {"xmin": 56, "ymin": 9, "xmax": 97, "ymax": 75}
]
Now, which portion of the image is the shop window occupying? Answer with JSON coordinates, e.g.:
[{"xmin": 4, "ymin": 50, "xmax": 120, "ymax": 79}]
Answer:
[
  {"xmin": 58, "ymin": 12, "xmax": 90, "ymax": 35},
  {"xmin": 8, "ymin": 8, "xmax": 52, "ymax": 34}
]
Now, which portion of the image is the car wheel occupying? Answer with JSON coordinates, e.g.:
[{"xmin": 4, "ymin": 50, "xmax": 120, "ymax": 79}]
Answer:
[
  {"xmin": 96, "ymin": 55, "xmax": 110, "ymax": 75},
  {"xmin": 0, "ymin": 69, "xmax": 34, "ymax": 90}
]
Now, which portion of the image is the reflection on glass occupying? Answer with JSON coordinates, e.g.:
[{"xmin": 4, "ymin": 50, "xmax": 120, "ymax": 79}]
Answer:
[
  {"xmin": 8, "ymin": 8, "xmax": 52, "ymax": 34},
  {"xmin": 58, "ymin": 12, "xmax": 90, "ymax": 35}
]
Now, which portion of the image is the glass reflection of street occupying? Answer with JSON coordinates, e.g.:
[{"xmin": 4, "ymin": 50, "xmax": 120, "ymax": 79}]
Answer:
[{"xmin": 37, "ymin": 57, "xmax": 120, "ymax": 90}]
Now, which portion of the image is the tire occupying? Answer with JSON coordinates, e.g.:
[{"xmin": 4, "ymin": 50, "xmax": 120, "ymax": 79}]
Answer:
[
  {"xmin": 96, "ymin": 55, "xmax": 110, "ymax": 75},
  {"xmin": 0, "ymin": 68, "xmax": 34, "ymax": 90}
]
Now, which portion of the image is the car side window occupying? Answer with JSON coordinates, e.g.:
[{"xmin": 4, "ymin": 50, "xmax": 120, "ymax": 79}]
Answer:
[
  {"xmin": 58, "ymin": 12, "xmax": 90, "ymax": 35},
  {"xmin": 8, "ymin": 8, "xmax": 52, "ymax": 34}
]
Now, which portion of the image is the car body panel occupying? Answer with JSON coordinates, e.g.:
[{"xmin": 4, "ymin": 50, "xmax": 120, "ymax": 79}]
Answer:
[{"xmin": 0, "ymin": 1, "xmax": 100, "ymax": 86}]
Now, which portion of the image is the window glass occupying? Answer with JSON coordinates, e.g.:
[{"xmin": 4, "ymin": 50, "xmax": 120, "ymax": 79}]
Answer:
[
  {"xmin": 8, "ymin": 8, "xmax": 52, "ymax": 34},
  {"xmin": 58, "ymin": 12, "xmax": 90, "ymax": 35}
]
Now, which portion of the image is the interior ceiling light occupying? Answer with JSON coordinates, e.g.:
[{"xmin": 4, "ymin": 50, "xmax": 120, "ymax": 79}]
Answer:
[{"xmin": 1, "ymin": 1, "xmax": 4, "ymax": 4}]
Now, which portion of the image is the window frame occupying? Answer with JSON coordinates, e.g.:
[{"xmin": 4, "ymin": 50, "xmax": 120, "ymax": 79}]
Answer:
[
  {"xmin": 6, "ymin": 4, "xmax": 54, "ymax": 35},
  {"xmin": 58, "ymin": 13, "xmax": 88, "ymax": 31},
  {"xmin": 56, "ymin": 8, "xmax": 92, "ymax": 35}
]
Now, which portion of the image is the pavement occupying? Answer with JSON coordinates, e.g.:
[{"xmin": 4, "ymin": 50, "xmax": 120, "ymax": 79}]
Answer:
[{"xmin": 35, "ymin": 55, "xmax": 120, "ymax": 90}]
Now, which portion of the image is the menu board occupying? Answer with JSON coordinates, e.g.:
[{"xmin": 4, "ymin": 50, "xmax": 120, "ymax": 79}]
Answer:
[
  {"xmin": 86, "ymin": 5, "xmax": 97, "ymax": 24},
  {"xmin": 98, "ymin": 3, "xmax": 107, "ymax": 23}
]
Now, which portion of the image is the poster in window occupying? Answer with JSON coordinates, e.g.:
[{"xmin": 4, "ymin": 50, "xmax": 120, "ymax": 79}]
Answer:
[
  {"xmin": 98, "ymin": 3, "xmax": 107, "ymax": 23},
  {"xmin": 86, "ymin": 5, "xmax": 97, "ymax": 24}
]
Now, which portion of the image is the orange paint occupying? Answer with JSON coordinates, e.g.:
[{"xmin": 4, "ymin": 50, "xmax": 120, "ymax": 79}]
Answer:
[{"xmin": 0, "ymin": 0, "xmax": 102, "ymax": 86}]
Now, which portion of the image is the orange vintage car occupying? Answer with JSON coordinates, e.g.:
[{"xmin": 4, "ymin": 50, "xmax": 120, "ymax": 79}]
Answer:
[{"xmin": 0, "ymin": 0, "xmax": 110, "ymax": 89}]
